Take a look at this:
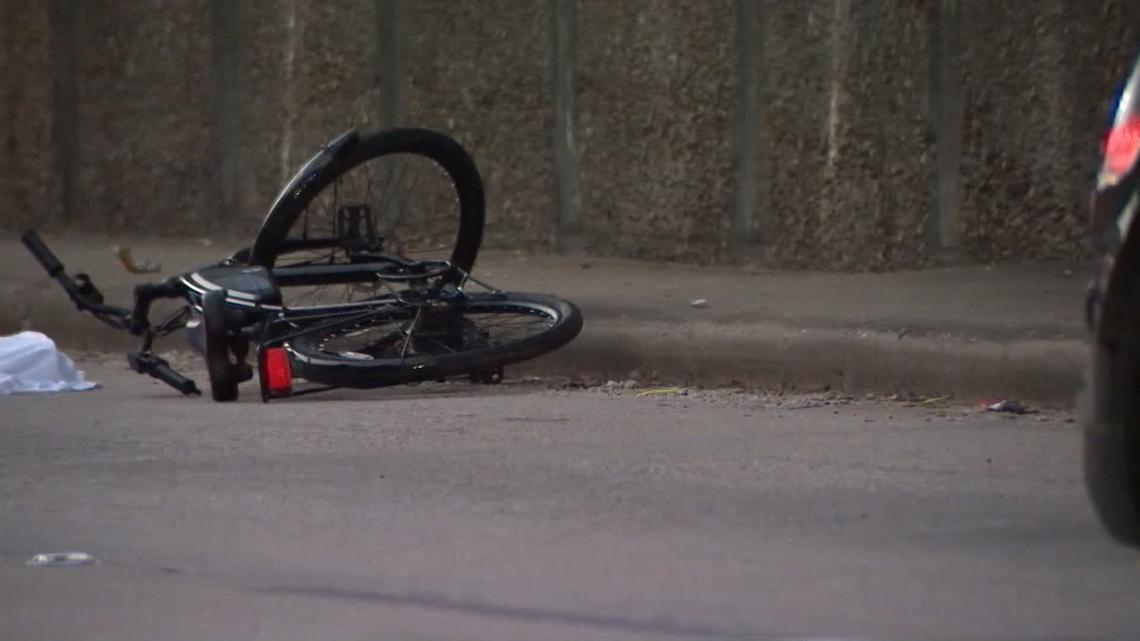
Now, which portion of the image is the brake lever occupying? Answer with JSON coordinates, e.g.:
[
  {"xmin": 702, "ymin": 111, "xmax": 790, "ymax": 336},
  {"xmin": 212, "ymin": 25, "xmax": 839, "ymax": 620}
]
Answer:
[{"xmin": 72, "ymin": 273, "xmax": 105, "ymax": 306}]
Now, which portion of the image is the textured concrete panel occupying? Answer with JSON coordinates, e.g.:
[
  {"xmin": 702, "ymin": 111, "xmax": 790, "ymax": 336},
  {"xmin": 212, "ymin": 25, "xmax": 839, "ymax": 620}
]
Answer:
[
  {"xmin": 957, "ymin": 0, "xmax": 1140, "ymax": 264},
  {"xmin": 400, "ymin": 0, "xmax": 553, "ymax": 253},
  {"xmin": 233, "ymin": 0, "xmax": 300, "ymax": 218},
  {"xmin": 811, "ymin": 0, "xmax": 931, "ymax": 271},
  {"xmin": 227, "ymin": 0, "xmax": 385, "ymax": 239},
  {"xmin": 72, "ymin": 0, "xmax": 213, "ymax": 235},
  {"xmin": 1, "ymin": 2, "xmax": 56, "ymax": 230},
  {"xmin": 752, "ymin": 0, "xmax": 831, "ymax": 268},
  {"xmin": 759, "ymin": 0, "xmax": 931, "ymax": 271},
  {"xmin": 577, "ymin": 0, "xmax": 735, "ymax": 262}
]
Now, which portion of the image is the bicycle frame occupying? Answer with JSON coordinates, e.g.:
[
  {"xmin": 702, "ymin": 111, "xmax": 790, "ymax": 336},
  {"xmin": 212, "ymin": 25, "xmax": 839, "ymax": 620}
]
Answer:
[{"xmin": 19, "ymin": 230, "xmax": 498, "ymax": 400}]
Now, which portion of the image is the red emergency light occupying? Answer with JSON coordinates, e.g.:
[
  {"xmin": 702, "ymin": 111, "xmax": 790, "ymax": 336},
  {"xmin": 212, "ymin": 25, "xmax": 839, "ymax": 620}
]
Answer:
[{"xmin": 1102, "ymin": 114, "xmax": 1140, "ymax": 178}]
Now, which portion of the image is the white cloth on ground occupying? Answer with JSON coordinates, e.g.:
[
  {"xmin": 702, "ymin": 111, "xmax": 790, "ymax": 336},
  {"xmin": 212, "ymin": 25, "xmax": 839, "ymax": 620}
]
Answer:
[{"xmin": 0, "ymin": 331, "xmax": 99, "ymax": 395}]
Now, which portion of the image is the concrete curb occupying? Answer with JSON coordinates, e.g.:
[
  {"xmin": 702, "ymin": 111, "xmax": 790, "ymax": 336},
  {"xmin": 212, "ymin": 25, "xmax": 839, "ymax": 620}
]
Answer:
[
  {"xmin": 509, "ymin": 320, "xmax": 1085, "ymax": 409},
  {"xmin": 8, "ymin": 292, "xmax": 1086, "ymax": 408}
]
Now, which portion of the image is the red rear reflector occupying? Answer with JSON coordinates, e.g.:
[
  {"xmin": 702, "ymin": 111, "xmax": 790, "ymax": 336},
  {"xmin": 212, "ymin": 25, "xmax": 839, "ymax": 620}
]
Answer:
[{"xmin": 259, "ymin": 347, "xmax": 293, "ymax": 399}]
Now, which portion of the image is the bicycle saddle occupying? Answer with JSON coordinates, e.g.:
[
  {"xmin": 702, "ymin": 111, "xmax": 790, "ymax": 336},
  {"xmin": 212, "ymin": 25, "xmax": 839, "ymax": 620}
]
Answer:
[{"xmin": 186, "ymin": 265, "xmax": 282, "ymax": 306}]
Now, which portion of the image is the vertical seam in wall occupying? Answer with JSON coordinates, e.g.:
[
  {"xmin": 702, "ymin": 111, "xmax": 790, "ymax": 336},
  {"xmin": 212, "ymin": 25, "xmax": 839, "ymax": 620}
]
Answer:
[
  {"xmin": 375, "ymin": 0, "xmax": 399, "ymax": 129},
  {"xmin": 552, "ymin": 0, "xmax": 583, "ymax": 254},
  {"xmin": 730, "ymin": 0, "xmax": 765, "ymax": 250},
  {"xmin": 281, "ymin": 0, "xmax": 299, "ymax": 185},
  {"xmin": 823, "ymin": 0, "xmax": 851, "ymax": 183},
  {"xmin": 928, "ymin": 0, "xmax": 962, "ymax": 252},
  {"xmin": 210, "ymin": 0, "xmax": 239, "ymax": 228},
  {"xmin": 0, "ymin": 0, "xmax": 6, "ymax": 223},
  {"xmin": 49, "ymin": 0, "xmax": 77, "ymax": 225}
]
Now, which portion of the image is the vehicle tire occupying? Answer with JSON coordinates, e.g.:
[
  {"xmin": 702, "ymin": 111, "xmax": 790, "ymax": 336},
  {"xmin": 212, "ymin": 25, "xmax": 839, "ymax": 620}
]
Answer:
[
  {"xmin": 203, "ymin": 289, "xmax": 240, "ymax": 402},
  {"xmin": 1081, "ymin": 334, "xmax": 1140, "ymax": 550},
  {"xmin": 247, "ymin": 127, "xmax": 485, "ymax": 288},
  {"xmin": 287, "ymin": 292, "xmax": 583, "ymax": 389}
]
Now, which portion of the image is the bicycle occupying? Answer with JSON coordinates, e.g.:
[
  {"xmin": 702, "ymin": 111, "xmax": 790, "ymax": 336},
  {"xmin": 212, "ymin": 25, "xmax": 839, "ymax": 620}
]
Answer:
[{"xmin": 20, "ymin": 127, "xmax": 584, "ymax": 402}]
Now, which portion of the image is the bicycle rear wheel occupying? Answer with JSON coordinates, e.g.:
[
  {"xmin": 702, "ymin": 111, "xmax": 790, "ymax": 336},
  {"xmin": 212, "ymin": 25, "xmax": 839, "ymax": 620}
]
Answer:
[
  {"xmin": 249, "ymin": 128, "xmax": 486, "ymax": 305},
  {"xmin": 287, "ymin": 292, "xmax": 583, "ymax": 389}
]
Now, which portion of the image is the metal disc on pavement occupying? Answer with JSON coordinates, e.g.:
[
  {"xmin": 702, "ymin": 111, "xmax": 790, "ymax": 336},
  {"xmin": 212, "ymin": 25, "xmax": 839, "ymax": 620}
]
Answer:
[{"xmin": 24, "ymin": 551, "xmax": 97, "ymax": 567}]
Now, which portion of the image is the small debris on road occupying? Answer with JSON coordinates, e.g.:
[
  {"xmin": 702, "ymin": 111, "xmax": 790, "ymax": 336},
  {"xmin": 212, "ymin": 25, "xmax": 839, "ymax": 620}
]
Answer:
[
  {"xmin": 984, "ymin": 398, "xmax": 1028, "ymax": 415},
  {"xmin": 25, "ymin": 551, "xmax": 98, "ymax": 568},
  {"xmin": 636, "ymin": 387, "xmax": 682, "ymax": 398},
  {"xmin": 689, "ymin": 298, "xmax": 709, "ymax": 308},
  {"xmin": 112, "ymin": 246, "xmax": 162, "ymax": 274},
  {"xmin": 785, "ymin": 395, "xmax": 855, "ymax": 410}
]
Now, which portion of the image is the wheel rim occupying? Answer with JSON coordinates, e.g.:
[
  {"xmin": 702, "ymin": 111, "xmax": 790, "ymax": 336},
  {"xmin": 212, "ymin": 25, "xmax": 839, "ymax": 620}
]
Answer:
[
  {"xmin": 309, "ymin": 300, "xmax": 562, "ymax": 363},
  {"xmin": 272, "ymin": 150, "xmax": 467, "ymax": 307}
]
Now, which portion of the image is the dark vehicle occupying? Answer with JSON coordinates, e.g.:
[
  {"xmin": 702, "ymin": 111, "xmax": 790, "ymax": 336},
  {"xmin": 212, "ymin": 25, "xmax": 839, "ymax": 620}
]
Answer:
[
  {"xmin": 20, "ymin": 128, "xmax": 583, "ymax": 403},
  {"xmin": 1083, "ymin": 49, "xmax": 1140, "ymax": 549}
]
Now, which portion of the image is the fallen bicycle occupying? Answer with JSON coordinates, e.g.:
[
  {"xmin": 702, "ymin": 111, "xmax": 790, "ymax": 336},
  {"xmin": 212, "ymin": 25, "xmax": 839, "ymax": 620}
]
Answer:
[{"xmin": 20, "ymin": 127, "xmax": 583, "ymax": 402}]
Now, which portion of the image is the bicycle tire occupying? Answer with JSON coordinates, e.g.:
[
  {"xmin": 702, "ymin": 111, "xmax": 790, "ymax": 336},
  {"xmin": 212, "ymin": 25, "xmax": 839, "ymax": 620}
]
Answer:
[
  {"xmin": 287, "ymin": 292, "xmax": 583, "ymax": 389},
  {"xmin": 248, "ymin": 128, "xmax": 486, "ymax": 287}
]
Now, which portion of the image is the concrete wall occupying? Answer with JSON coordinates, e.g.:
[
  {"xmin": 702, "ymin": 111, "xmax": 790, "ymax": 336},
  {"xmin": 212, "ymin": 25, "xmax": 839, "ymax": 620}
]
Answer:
[
  {"xmin": 755, "ymin": 0, "xmax": 932, "ymax": 270},
  {"xmin": 2, "ymin": 0, "xmax": 1139, "ymax": 270},
  {"xmin": 956, "ymin": 0, "xmax": 1140, "ymax": 264},
  {"xmin": 400, "ymin": 0, "xmax": 553, "ymax": 253},
  {"xmin": 1, "ymin": 3, "xmax": 55, "ymax": 232},
  {"xmin": 575, "ymin": 0, "xmax": 734, "ymax": 262}
]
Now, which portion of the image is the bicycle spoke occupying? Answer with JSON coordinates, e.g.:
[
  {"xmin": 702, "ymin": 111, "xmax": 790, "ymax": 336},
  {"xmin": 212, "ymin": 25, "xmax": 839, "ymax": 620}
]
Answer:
[
  {"xmin": 312, "ymin": 305, "xmax": 557, "ymax": 364},
  {"xmin": 275, "ymin": 151, "xmax": 464, "ymax": 306}
]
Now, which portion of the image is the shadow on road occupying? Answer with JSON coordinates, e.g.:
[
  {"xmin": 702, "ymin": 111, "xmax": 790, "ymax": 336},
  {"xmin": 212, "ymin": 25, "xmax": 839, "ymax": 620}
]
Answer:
[{"xmin": 256, "ymin": 585, "xmax": 759, "ymax": 640}]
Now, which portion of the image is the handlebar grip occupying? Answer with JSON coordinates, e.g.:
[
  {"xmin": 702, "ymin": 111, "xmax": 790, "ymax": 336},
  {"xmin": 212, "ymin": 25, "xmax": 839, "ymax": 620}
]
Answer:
[
  {"xmin": 20, "ymin": 231, "xmax": 65, "ymax": 278},
  {"xmin": 151, "ymin": 362, "xmax": 201, "ymax": 396}
]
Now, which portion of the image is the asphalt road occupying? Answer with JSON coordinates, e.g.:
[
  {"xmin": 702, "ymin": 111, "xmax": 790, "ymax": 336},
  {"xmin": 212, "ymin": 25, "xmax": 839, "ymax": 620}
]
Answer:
[{"xmin": 1, "ymin": 360, "xmax": 1138, "ymax": 641}]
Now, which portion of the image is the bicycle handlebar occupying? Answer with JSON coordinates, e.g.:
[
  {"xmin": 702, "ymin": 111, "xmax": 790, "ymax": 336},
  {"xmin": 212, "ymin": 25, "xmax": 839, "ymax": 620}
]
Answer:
[
  {"xmin": 152, "ymin": 361, "xmax": 199, "ymax": 395},
  {"xmin": 20, "ymin": 231, "xmax": 158, "ymax": 331},
  {"xmin": 22, "ymin": 230, "xmax": 203, "ymax": 396},
  {"xmin": 21, "ymin": 230, "xmax": 65, "ymax": 278},
  {"xmin": 127, "ymin": 351, "xmax": 201, "ymax": 396}
]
